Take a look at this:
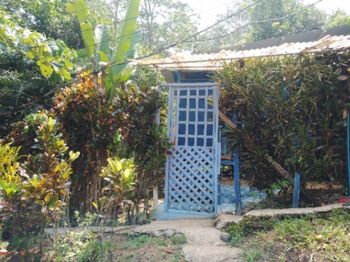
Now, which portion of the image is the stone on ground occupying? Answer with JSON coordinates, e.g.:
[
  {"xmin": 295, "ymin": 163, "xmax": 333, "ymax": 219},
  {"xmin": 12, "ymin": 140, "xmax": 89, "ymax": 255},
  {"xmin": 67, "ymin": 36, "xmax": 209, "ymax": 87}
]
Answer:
[{"xmin": 220, "ymin": 232, "xmax": 232, "ymax": 243}]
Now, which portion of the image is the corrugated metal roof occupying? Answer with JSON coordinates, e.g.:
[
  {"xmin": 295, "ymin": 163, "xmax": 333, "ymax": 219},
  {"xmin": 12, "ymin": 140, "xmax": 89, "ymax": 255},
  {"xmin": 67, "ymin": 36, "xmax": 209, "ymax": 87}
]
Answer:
[{"xmin": 136, "ymin": 26, "xmax": 350, "ymax": 71}]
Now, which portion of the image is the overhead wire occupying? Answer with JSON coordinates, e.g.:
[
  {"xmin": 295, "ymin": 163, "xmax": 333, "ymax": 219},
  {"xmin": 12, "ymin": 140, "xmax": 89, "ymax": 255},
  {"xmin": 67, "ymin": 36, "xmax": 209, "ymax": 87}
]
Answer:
[
  {"xmin": 75, "ymin": 0, "xmax": 251, "ymax": 49},
  {"xmin": 49, "ymin": 0, "xmax": 325, "ymax": 90},
  {"xmin": 22, "ymin": 0, "xmax": 261, "ymax": 96},
  {"xmin": 105, "ymin": 0, "xmax": 324, "ymax": 68},
  {"xmin": 14, "ymin": 0, "xmax": 326, "ymax": 97},
  {"xmin": 105, "ymin": 0, "xmax": 262, "ymax": 69},
  {"xmin": 185, "ymin": 0, "xmax": 325, "ymax": 44}
]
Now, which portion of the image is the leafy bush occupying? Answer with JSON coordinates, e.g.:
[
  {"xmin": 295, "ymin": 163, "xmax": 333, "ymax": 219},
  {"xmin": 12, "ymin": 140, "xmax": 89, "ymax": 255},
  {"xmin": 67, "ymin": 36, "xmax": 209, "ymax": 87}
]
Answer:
[
  {"xmin": 53, "ymin": 73, "xmax": 118, "ymax": 213},
  {"xmin": 53, "ymin": 72, "xmax": 168, "ymax": 217},
  {"xmin": 216, "ymin": 52, "xmax": 350, "ymax": 188},
  {"xmin": 96, "ymin": 157, "xmax": 135, "ymax": 217},
  {"xmin": 22, "ymin": 112, "xmax": 79, "ymax": 213},
  {"xmin": 0, "ymin": 51, "xmax": 59, "ymax": 138},
  {"xmin": 0, "ymin": 111, "xmax": 79, "ymax": 256},
  {"xmin": 0, "ymin": 143, "xmax": 21, "ymax": 200},
  {"xmin": 44, "ymin": 231, "xmax": 111, "ymax": 262},
  {"xmin": 44, "ymin": 212, "xmax": 111, "ymax": 262},
  {"xmin": 112, "ymin": 83, "xmax": 169, "ymax": 214}
]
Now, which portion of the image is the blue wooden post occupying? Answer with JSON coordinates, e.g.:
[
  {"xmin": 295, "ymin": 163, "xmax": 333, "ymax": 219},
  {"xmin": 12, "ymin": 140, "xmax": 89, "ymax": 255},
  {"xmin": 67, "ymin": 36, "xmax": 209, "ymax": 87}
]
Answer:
[
  {"xmin": 292, "ymin": 173, "xmax": 301, "ymax": 208},
  {"xmin": 347, "ymin": 113, "xmax": 350, "ymax": 196},
  {"xmin": 174, "ymin": 71, "xmax": 181, "ymax": 83},
  {"xmin": 233, "ymin": 150, "xmax": 242, "ymax": 215}
]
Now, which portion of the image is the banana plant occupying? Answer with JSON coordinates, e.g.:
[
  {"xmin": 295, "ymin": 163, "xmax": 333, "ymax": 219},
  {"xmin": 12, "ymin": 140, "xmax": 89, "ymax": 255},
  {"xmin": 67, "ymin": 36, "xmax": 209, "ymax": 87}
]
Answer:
[{"xmin": 67, "ymin": 0, "xmax": 141, "ymax": 99}]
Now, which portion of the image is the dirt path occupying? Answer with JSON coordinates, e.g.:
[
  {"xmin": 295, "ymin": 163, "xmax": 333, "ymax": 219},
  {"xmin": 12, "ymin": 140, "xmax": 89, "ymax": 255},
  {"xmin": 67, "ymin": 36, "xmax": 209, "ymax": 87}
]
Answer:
[{"xmin": 133, "ymin": 219, "xmax": 241, "ymax": 262}]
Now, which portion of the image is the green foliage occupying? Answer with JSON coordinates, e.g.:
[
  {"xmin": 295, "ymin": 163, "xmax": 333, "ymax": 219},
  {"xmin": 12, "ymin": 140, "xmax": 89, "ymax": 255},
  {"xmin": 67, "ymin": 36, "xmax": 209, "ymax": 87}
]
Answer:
[
  {"xmin": 0, "ymin": 0, "xmax": 82, "ymax": 49},
  {"xmin": 242, "ymin": 245, "xmax": 264, "ymax": 262},
  {"xmin": 53, "ymin": 71, "xmax": 167, "ymax": 215},
  {"xmin": 53, "ymin": 73, "xmax": 119, "ymax": 213},
  {"xmin": 139, "ymin": 0, "xmax": 199, "ymax": 53},
  {"xmin": 326, "ymin": 10, "xmax": 350, "ymax": 28},
  {"xmin": 121, "ymin": 234, "xmax": 153, "ymax": 249},
  {"xmin": 134, "ymin": 65, "xmax": 165, "ymax": 88},
  {"xmin": 273, "ymin": 210, "xmax": 350, "ymax": 261},
  {"xmin": 67, "ymin": 0, "xmax": 141, "ymax": 99},
  {"xmin": 97, "ymin": 157, "xmax": 135, "ymax": 215},
  {"xmin": 21, "ymin": 111, "xmax": 79, "ymax": 211},
  {"xmin": 170, "ymin": 233, "xmax": 187, "ymax": 245},
  {"xmin": 227, "ymin": 210, "xmax": 350, "ymax": 261},
  {"xmin": 216, "ymin": 52, "xmax": 350, "ymax": 188},
  {"xmin": 226, "ymin": 217, "xmax": 276, "ymax": 247},
  {"xmin": 74, "ymin": 211, "xmax": 99, "ymax": 227},
  {"xmin": 66, "ymin": 0, "xmax": 95, "ymax": 58},
  {"xmin": 244, "ymin": 0, "xmax": 326, "ymax": 41},
  {"xmin": 0, "ymin": 111, "xmax": 78, "ymax": 254},
  {"xmin": 264, "ymin": 179, "xmax": 290, "ymax": 197},
  {"xmin": 109, "ymin": 0, "xmax": 140, "ymax": 78},
  {"xmin": 0, "ymin": 10, "xmax": 76, "ymax": 80},
  {"xmin": 53, "ymin": 74, "xmax": 114, "ymax": 152},
  {"xmin": 0, "ymin": 143, "xmax": 21, "ymax": 199},
  {"xmin": 44, "ymin": 230, "xmax": 111, "ymax": 262},
  {"xmin": 112, "ymin": 82, "xmax": 169, "ymax": 210},
  {"xmin": 100, "ymin": 157, "xmax": 135, "ymax": 195}
]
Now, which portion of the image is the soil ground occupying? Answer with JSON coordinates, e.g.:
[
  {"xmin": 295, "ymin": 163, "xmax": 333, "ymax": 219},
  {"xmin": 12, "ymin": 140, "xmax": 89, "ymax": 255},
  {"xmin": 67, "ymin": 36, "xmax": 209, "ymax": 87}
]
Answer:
[{"xmin": 110, "ymin": 234, "xmax": 184, "ymax": 262}]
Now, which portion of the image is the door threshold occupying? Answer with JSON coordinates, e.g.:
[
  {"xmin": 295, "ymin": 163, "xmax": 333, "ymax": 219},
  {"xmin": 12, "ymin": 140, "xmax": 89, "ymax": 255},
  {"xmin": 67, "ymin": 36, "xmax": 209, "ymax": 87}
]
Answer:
[{"xmin": 155, "ymin": 203, "xmax": 215, "ymax": 220}]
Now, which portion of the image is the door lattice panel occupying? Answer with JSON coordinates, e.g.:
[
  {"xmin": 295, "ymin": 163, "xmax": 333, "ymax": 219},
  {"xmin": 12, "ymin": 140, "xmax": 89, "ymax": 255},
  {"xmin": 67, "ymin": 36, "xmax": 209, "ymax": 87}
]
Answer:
[
  {"xmin": 169, "ymin": 146, "xmax": 215, "ymax": 213},
  {"xmin": 164, "ymin": 83, "xmax": 219, "ymax": 213}
]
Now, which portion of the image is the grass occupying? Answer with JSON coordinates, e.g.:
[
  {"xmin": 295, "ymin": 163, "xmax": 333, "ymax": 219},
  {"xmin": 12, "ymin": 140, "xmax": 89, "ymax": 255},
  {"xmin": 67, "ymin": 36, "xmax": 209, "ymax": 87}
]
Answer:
[
  {"xmin": 113, "ymin": 233, "xmax": 186, "ymax": 262},
  {"xmin": 120, "ymin": 233, "xmax": 186, "ymax": 249},
  {"xmin": 170, "ymin": 233, "xmax": 186, "ymax": 245},
  {"xmin": 273, "ymin": 210, "xmax": 350, "ymax": 261},
  {"xmin": 242, "ymin": 246, "xmax": 264, "ymax": 262},
  {"xmin": 226, "ymin": 217, "xmax": 276, "ymax": 247},
  {"xmin": 226, "ymin": 209, "xmax": 350, "ymax": 261},
  {"xmin": 121, "ymin": 234, "xmax": 168, "ymax": 249},
  {"xmin": 44, "ymin": 231, "xmax": 186, "ymax": 262}
]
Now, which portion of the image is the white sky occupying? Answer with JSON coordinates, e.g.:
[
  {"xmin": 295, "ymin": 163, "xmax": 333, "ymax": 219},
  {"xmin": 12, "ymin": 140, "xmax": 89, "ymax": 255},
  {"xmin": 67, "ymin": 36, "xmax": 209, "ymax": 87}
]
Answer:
[{"xmin": 185, "ymin": 0, "xmax": 350, "ymax": 27}]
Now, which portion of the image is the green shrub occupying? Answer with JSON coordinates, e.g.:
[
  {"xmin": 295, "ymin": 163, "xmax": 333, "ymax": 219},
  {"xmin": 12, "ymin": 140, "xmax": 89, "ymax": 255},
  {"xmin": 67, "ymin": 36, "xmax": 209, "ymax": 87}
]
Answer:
[
  {"xmin": 96, "ymin": 157, "xmax": 135, "ymax": 217},
  {"xmin": 112, "ymin": 83, "xmax": 169, "ymax": 215},
  {"xmin": 0, "ymin": 143, "xmax": 21, "ymax": 200},
  {"xmin": 0, "ymin": 111, "xmax": 79, "ymax": 256},
  {"xmin": 45, "ymin": 230, "xmax": 111, "ymax": 262},
  {"xmin": 216, "ymin": 52, "xmax": 350, "ymax": 188},
  {"xmin": 53, "ymin": 73, "xmax": 168, "ymax": 216}
]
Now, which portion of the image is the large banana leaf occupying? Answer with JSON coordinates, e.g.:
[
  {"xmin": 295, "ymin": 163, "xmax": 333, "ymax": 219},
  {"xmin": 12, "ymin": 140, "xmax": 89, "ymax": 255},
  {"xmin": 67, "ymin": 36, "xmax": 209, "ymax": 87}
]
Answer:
[
  {"xmin": 105, "ymin": 0, "xmax": 140, "ymax": 98},
  {"xmin": 67, "ymin": 0, "xmax": 95, "ymax": 58},
  {"xmin": 109, "ymin": 0, "xmax": 140, "ymax": 78},
  {"xmin": 80, "ymin": 23, "xmax": 95, "ymax": 58},
  {"xmin": 95, "ymin": 25, "xmax": 110, "ymax": 62}
]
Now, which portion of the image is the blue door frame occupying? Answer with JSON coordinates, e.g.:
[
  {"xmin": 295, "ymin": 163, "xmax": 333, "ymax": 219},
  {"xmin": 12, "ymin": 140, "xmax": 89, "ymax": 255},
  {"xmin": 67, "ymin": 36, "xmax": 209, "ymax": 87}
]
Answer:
[{"xmin": 173, "ymin": 70, "xmax": 242, "ymax": 214}]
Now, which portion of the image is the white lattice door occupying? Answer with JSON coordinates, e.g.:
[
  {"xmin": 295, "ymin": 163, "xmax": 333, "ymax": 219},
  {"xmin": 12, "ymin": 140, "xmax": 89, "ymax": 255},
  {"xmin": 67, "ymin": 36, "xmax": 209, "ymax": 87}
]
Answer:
[{"xmin": 164, "ymin": 83, "xmax": 219, "ymax": 213}]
